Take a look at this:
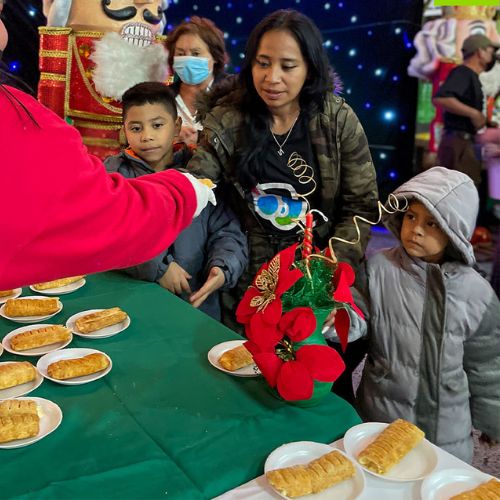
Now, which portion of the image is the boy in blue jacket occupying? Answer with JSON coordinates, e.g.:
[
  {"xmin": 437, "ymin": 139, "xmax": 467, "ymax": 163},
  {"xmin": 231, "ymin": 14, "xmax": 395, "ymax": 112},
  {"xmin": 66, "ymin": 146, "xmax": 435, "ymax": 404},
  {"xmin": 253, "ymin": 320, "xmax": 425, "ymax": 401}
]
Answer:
[{"xmin": 105, "ymin": 82, "xmax": 248, "ymax": 320}]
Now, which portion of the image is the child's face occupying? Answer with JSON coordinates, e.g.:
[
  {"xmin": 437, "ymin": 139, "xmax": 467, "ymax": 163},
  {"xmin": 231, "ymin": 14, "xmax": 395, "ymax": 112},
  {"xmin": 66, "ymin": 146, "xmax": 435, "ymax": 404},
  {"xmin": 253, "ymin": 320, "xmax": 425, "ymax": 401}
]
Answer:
[
  {"xmin": 400, "ymin": 202, "xmax": 449, "ymax": 264},
  {"xmin": 124, "ymin": 103, "xmax": 181, "ymax": 171}
]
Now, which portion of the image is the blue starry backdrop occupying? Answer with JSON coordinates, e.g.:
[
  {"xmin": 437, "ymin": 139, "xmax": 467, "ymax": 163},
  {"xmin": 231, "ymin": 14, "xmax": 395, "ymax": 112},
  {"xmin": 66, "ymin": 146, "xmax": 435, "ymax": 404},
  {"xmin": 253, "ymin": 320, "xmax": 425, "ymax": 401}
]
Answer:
[{"xmin": 2, "ymin": 0, "xmax": 423, "ymax": 197}]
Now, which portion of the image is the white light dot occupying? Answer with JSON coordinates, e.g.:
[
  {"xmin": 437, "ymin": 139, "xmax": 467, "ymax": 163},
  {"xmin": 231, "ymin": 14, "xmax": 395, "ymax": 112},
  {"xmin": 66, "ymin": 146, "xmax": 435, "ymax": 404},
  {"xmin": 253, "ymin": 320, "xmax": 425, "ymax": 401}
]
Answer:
[
  {"xmin": 193, "ymin": 4, "xmax": 198, "ymax": 10},
  {"xmin": 324, "ymin": 3, "xmax": 331, "ymax": 9},
  {"xmin": 394, "ymin": 27, "xmax": 401, "ymax": 34},
  {"xmin": 236, "ymin": 16, "xmax": 243, "ymax": 23},
  {"xmin": 384, "ymin": 110, "xmax": 395, "ymax": 121},
  {"xmin": 324, "ymin": 40, "xmax": 332, "ymax": 48},
  {"xmin": 374, "ymin": 68, "xmax": 383, "ymax": 76},
  {"xmin": 380, "ymin": 153, "xmax": 387, "ymax": 159},
  {"xmin": 239, "ymin": 53, "xmax": 245, "ymax": 59},
  {"xmin": 223, "ymin": 32, "xmax": 229, "ymax": 39},
  {"xmin": 348, "ymin": 48, "xmax": 356, "ymax": 57},
  {"xmin": 215, "ymin": 5, "xmax": 220, "ymax": 11},
  {"xmin": 264, "ymin": 0, "xmax": 269, "ymax": 3},
  {"xmin": 346, "ymin": 88, "xmax": 352, "ymax": 94},
  {"xmin": 29, "ymin": 9, "xmax": 36, "ymax": 17},
  {"xmin": 351, "ymin": 15, "xmax": 357, "ymax": 23}
]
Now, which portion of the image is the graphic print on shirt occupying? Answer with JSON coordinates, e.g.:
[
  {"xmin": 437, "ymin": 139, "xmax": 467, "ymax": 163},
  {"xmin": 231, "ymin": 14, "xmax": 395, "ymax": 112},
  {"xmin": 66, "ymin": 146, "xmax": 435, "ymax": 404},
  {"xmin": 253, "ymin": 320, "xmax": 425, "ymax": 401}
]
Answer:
[{"xmin": 252, "ymin": 182, "xmax": 308, "ymax": 231}]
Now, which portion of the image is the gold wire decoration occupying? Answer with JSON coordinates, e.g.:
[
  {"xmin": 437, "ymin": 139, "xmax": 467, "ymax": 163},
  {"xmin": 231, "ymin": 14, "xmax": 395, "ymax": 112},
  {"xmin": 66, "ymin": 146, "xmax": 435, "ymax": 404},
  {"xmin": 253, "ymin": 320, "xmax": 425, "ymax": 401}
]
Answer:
[
  {"xmin": 250, "ymin": 253, "xmax": 280, "ymax": 312},
  {"xmin": 287, "ymin": 152, "xmax": 317, "ymax": 200}
]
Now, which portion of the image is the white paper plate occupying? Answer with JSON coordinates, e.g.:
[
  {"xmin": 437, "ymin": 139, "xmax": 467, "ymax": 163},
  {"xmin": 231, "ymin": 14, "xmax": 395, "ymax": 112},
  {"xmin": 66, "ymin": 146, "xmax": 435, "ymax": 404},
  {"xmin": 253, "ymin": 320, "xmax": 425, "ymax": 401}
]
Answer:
[
  {"xmin": 0, "ymin": 288, "xmax": 22, "ymax": 304},
  {"xmin": 0, "ymin": 396, "xmax": 62, "ymax": 449},
  {"xmin": 66, "ymin": 309, "xmax": 130, "ymax": 339},
  {"xmin": 2, "ymin": 324, "xmax": 72, "ymax": 357},
  {"xmin": 0, "ymin": 361, "xmax": 44, "ymax": 400},
  {"xmin": 30, "ymin": 278, "xmax": 86, "ymax": 296},
  {"xmin": 344, "ymin": 422, "xmax": 438, "ymax": 482},
  {"xmin": 207, "ymin": 340, "xmax": 260, "ymax": 377},
  {"xmin": 0, "ymin": 296, "xmax": 63, "ymax": 323},
  {"xmin": 265, "ymin": 441, "xmax": 365, "ymax": 499},
  {"xmin": 37, "ymin": 348, "xmax": 112, "ymax": 385},
  {"xmin": 421, "ymin": 468, "xmax": 496, "ymax": 500}
]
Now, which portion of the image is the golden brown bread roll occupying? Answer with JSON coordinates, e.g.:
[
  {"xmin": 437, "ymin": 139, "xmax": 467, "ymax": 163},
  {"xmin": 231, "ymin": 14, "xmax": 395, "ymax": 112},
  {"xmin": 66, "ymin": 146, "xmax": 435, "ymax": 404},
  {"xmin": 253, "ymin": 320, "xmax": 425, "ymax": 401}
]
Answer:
[
  {"xmin": 451, "ymin": 479, "xmax": 500, "ymax": 499},
  {"xmin": 10, "ymin": 325, "xmax": 71, "ymax": 351},
  {"xmin": 32, "ymin": 276, "xmax": 84, "ymax": 290},
  {"xmin": 0, "ymin": 290, "xmax": 14, "ymax": 298},
  {"xmin": 47, "ymin": 353, "xmax": 109, "ymax": 380},
  {"xmin": 0, "ymin": 362, "xmax": 37, "ymax": 390},
  {"xmin": 75, "ymin": 307, "xmax": 127, "ymax": 333},
  {"xmin": 0, "ymin": 399, "xmax": 38, "ymax": 417},
  {"xmin": 266, "ymin": 450, "xmax": 355, "ymax": 498},
  {"xmin": 4, "ymin": 298, "xmax": 60, "ymax": 317},
  {"xmin": 357, "ymin": 419, "xmax": 425, "ymax": 474},
  {"xmin": 0, "ymin": 413, "xmax": 39, "ymax": 443},
  {"xmin": 218, "ymin": 345, "xmax": 253, "ymax": 371}
]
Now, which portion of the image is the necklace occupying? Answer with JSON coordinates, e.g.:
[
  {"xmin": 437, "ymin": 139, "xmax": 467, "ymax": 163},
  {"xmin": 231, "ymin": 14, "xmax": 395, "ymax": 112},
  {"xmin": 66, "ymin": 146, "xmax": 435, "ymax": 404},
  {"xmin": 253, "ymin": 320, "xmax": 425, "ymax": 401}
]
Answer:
[{"xmin": 270, "ymin": 113, "xmax": 300, "ymax": 156}]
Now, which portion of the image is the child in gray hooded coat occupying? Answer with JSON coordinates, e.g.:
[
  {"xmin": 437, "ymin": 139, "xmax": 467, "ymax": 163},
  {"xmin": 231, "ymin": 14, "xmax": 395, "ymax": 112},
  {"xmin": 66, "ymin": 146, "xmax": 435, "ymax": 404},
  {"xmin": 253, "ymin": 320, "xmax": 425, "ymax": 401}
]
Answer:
[{"xmin": 354, "ymin": 167, "xmax": 500, "ymax": 463}]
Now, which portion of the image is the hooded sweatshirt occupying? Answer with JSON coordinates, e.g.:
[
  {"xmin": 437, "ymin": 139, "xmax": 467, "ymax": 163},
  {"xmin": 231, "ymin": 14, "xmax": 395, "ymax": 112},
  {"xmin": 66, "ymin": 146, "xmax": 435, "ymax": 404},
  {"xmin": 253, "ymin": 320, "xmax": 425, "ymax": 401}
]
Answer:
[{"xmin": 357, "ymin": 167, "xmax": 500, "ymax": 463}]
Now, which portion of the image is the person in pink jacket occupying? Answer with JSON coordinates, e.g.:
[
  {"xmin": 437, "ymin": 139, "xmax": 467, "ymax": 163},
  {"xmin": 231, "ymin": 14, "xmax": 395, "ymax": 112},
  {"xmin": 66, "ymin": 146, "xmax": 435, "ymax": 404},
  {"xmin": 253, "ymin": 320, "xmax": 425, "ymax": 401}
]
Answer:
[{"xmin": 0, "ymin": 83, "xmax": 217, "ymax": 290}]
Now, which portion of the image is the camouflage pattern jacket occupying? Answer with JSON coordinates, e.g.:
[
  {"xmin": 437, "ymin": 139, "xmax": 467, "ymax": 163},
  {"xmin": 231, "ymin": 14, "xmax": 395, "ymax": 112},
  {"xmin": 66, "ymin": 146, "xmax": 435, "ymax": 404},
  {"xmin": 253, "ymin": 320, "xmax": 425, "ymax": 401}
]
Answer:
[{"xmin": 188, "ymin": 79, "xmax": 379, "ymax": 297}]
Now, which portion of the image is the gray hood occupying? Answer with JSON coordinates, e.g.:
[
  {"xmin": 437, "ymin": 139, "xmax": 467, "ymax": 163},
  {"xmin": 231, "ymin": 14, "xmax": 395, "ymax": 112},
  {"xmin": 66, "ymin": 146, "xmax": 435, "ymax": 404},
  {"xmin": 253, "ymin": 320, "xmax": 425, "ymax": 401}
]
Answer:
[{"xmin": 383, "ymin": 167, "xmax": 478, "ymax": 266}]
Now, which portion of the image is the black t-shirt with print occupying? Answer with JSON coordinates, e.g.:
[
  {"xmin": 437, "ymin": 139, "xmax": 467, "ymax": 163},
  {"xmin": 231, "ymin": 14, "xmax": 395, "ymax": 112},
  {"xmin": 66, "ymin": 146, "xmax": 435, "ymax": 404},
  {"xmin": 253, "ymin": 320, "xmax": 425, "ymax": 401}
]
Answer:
[
  {"xmin": 434, "ymin": 65, "xmax": 483, "ymax": 135},
  {"xmin": 249, "ymin": 113, "xmax": 321, "ymax": 236}
]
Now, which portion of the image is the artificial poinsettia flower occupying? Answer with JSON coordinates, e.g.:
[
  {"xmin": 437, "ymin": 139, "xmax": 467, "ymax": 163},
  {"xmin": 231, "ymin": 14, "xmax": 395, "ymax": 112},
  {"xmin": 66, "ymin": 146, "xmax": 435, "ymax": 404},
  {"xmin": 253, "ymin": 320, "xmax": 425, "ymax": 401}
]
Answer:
[
  {"xmin": 236, "ymin": 244, "xmax": 303, "ymax": 348},
  {"xmin": 329, "ymin": 261, "xmax": 365, "ymax": 352},
  {"xmin": 246, "ymin": 307, "xmax": 346, "ymax": 401}
]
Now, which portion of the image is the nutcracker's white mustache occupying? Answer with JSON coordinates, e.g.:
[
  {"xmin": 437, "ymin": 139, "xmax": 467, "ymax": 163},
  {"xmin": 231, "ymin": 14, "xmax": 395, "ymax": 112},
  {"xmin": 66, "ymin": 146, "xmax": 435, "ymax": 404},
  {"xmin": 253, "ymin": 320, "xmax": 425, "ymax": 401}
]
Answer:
[{"xmin": 121, "ymin": 23, "xmax": 154, "ymax": 47}]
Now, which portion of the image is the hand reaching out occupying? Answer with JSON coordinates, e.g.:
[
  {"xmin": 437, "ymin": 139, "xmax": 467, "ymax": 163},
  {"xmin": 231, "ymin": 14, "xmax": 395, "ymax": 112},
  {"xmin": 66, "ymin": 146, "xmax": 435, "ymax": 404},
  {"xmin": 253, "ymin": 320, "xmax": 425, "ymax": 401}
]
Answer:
[
  {"xmin": 189, "ymin": 266, "xmax": 225, "ymax": 309},
  {"xmin": 323, "ymin": 309, "xmax": 337, "ymax": 329},
  {"xmin": 159, "ymin": 261, "xmax": 192, "ymax": 295},
  {"xmin": 178, "ymin": 125, "xmax": 199, "ymax": 146}
]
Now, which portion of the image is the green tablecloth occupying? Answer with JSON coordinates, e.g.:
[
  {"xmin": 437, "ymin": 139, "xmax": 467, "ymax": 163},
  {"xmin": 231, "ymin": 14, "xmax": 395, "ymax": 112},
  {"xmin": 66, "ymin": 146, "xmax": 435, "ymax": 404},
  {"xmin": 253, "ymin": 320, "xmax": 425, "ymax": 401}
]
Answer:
[{"xmin": 0, "ymin": 273, "xmax": 361, "ymax": 499}]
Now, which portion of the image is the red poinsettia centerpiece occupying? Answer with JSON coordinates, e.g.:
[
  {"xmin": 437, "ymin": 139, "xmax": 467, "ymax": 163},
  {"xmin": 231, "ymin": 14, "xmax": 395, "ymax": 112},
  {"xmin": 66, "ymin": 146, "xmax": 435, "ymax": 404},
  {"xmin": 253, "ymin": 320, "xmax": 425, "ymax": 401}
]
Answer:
[{"xmin": 236, "ymin": 243, "xmax": 363, "ymax": 403}]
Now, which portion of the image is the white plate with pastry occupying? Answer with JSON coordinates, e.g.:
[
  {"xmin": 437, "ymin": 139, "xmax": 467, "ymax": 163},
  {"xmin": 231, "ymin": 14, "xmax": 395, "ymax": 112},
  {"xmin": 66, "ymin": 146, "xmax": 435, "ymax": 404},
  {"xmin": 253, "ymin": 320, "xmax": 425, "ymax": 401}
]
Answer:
[
  {"xmin": 207, "ymin": 340, "xmax": 261, "ymax": 377},
  {"xmin": 420, "ymin": 468, "xmax": 498, "ymax": 500},
  {"xmin": 0, "ymin": 361, "xmax": 44, "ymax": 400},
  {"xmin": 0, "ymin": 288, "xmax": 22, "ymax": 305},
  {"xmin": 37, "ymin": 348, "xmax": 112, "ymax": 385},
  {"xmin": 264, "ymin": 441, "xmax": 365, "ymax": 499},
  {"xmin": 344, "ymin": 421, "xmax": 438, "ymax": 482},
  {"xmin": 0, "ymin": 296, "xmax": 63, "ymax": 324},
  {"xmin": 0, "ymin": 396, "xmax": 62, "ymax": 449},
  {"xmin": 30, "ymin": 276, "xmax": 86, "ymax": 296},
  {"xmin": 66, "ymin": 308, "xmax": 130, "ymax": 339},
  {"xmin": 2, "ymin": 324, "xmax": 72, "ymax": 357}
]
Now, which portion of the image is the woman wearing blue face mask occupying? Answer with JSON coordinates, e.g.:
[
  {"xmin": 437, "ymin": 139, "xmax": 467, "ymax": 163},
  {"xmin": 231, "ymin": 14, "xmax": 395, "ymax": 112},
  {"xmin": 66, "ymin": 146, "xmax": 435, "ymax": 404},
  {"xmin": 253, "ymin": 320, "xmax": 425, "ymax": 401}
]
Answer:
[{"xmin": 166, "ymin": 17, "xmax": 228, "ymax": 145}]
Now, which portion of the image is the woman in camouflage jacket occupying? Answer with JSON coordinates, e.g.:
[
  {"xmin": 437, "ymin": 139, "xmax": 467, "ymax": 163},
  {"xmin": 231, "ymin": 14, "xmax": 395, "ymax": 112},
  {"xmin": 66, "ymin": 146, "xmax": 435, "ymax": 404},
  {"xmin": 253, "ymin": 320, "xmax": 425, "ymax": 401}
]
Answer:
[{"xmin": 187, "ymin": 10, "xmax": 379, "ymax": 400}]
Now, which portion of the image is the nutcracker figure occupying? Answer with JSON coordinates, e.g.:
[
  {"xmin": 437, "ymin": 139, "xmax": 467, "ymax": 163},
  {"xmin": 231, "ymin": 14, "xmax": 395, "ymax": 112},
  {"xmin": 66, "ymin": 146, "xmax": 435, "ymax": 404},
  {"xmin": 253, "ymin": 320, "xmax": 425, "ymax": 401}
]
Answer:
[{"xmin": 39, "ymin": 0, "xmax": 169, "ymax": 159}]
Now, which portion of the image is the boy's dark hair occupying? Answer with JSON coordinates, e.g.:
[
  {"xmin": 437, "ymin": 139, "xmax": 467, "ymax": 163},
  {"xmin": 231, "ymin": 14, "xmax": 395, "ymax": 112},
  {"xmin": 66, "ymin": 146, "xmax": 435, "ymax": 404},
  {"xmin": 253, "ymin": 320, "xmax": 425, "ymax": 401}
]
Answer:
[
  {"xmin": 166, "ymin": 16, "xmax": 228, "ymax": 77},
  {"xmin": 122, "ymin": 82, "xmax": 177, "ymax": 120}
]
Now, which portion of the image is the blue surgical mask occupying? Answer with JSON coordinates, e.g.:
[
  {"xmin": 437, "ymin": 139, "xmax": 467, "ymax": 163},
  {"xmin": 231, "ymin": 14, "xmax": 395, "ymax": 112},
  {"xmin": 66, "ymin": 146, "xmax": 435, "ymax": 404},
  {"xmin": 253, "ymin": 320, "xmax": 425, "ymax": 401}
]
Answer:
[{"xmin": 173, "ymin": 56, "xmax": 211, "ymax": 85}]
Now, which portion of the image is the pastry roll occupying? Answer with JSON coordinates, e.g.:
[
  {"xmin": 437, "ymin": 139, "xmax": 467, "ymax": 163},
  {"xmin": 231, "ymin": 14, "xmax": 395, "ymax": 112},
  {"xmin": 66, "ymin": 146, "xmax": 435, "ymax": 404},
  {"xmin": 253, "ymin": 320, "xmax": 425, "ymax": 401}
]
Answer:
[
  {"xmin": 0, "ymin": 414, "xmax": 39, "ymax": 443},
  {"xmin": 357, "ymin": 419, "xmax": 425, "ymax": 474},
  {"xmin": 0, "ymin": 362, "xmax": 37, "ymax": 390},
  {"xmin": 451, "ymin": 479, "xmax": 500, "ymax": 499},
  {"xmin": 4, "ymin": 298, "xmax": 60, "ymax": 317},
  {"xmin": 75, "ymin": 307, "xmax": 127, "ymax": 333},
  {"xmin": 32, "ymin": 276, "xmax": 84, "ymax": 290},
  {"xmin": 10, "ymin": 325, "xmax": 71, "ymax": 351},
  {"xmin": 266, "ymin": 450, "xmax": 355, "ymax": 498},
  {"xmin": 0, "ymin": 290, "xmax": 14, "ymax": 298},
  {"xmin": 0, "ymin": 399, "xmax": 38, "ymax": 417},
  {"xmin": 47, "ymin": 353, "xmax": 109, "ymax": 380},
  {"xmin": 218, "ymin": 345, "xmax": 253, "ymax": 371}
]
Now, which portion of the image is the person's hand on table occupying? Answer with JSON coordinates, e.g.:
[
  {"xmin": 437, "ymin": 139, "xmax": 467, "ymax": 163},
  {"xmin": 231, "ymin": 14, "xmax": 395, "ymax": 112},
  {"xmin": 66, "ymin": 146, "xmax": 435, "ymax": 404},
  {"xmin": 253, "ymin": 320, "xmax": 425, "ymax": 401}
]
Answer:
[
  {"xmin": 189, "ymin": 266, "xmax": 225, "ymax": 308},
  {"xmin": 479, "ymin": 432, "xmax": 499, "ymax": 448},
  {"xmin": 159, "ymin": 262, "xmax": 192, "ymax": 295}
]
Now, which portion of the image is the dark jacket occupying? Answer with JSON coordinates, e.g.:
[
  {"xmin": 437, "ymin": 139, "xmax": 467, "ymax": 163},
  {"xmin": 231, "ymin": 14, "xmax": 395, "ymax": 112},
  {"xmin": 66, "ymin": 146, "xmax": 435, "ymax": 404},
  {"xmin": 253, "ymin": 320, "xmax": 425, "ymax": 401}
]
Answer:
[{"xmin": 105, "ymin": 146, "xmax": 248, "ymax": 320}]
